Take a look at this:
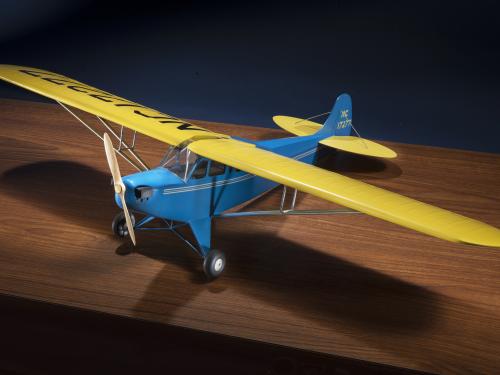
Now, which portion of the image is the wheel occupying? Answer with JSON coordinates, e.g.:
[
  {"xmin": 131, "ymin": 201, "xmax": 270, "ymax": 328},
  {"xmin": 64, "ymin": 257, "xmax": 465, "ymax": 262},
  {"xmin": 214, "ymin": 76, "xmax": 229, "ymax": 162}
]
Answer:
[
  {"xmin": 112, "ymin": 211, "xmax": 136, "ymax": 238},
  {"xmin": 203, "ymin": 249, "xmax": 226, "ymax": 280}
]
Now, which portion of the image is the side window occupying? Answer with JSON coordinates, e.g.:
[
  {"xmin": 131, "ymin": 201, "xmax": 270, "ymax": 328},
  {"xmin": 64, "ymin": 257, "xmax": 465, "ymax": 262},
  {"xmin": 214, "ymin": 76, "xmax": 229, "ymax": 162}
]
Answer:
[
  {"xmin": 209, "ymin": 161, "xmax": 226, "ymax": 177},
  {"xmin": 191, "ymin": 160, "xmax": 208, "ymax": 179}
]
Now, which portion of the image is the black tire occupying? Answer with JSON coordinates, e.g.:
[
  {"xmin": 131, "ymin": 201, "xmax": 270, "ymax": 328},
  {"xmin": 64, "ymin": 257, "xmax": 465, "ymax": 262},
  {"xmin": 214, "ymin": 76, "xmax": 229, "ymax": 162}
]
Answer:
[
  {"xmin": 112, "ymin": 212, "xmax": 136, "ymax": 238},
  {"xmin": 203, "ymin": 249, "xmax": 226, "ymax": 280}
]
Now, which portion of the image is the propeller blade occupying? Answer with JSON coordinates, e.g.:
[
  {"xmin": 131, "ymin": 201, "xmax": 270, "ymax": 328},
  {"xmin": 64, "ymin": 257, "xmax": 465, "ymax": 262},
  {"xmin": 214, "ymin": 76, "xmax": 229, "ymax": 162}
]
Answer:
[
  {"xmin": 103, "ymin": 133, "xmax": 136, "ymax": 246},
  {"xmin": 103, "ymin": 133, "xmax": 123, "ymax": 192},
  {"xmin": 119, "ymin": 191, "xmax": 136, "ymax": 246}
]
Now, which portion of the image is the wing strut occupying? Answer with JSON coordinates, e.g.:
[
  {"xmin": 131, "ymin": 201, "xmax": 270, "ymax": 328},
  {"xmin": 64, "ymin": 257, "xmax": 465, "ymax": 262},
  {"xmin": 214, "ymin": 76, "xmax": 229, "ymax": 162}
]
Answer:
[
  {"xmin": 57, "ymin": 101, "xmax": 149, "ymax": 171},
  {"xmin": 96, "ymin": 116, "xmax": 149, "ymax": 170},
  {"xmin": 216, "ymin": 185, "xmax": 361, "ymax": 218}
]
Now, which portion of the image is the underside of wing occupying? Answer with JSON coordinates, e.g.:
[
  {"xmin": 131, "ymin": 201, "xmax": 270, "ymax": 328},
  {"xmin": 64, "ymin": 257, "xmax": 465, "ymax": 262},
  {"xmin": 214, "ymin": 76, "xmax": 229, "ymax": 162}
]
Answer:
[
  {"xmin": 272, "ymin": 115, "xmax": 322, "ymax": 136},
  {"xmin": 188, "ymin": 138, "xmax": 500, "ymax": 247},
  {"xmin": 0, "ymin": 65, "xmax": 226, "ymax": 147}
]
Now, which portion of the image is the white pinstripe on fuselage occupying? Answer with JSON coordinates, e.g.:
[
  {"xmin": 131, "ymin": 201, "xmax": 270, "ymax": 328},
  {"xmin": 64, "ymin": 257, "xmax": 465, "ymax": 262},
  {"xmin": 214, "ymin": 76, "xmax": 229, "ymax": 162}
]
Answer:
[{"xmin": 162, "ymin": 147, "xmax": 317, "ymax": 195}]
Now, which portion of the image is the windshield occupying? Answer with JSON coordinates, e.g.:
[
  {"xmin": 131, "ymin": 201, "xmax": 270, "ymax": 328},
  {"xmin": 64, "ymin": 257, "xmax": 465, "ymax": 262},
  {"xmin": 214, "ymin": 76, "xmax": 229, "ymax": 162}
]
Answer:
[{"xmin": 159, "ymin": 146, "xmax": 198, "ymax": 180}]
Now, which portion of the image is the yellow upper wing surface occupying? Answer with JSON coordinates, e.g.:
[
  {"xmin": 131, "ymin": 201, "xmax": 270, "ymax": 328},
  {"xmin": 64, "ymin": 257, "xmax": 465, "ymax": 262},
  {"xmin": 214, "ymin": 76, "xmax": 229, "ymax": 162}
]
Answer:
[
  {"xmin": 0, "ymin": 65, "xmax": 226, "ymax": 147},
  {"xmin": 189, "ymin": 138, "xmax": 500, "ymax": 247}
]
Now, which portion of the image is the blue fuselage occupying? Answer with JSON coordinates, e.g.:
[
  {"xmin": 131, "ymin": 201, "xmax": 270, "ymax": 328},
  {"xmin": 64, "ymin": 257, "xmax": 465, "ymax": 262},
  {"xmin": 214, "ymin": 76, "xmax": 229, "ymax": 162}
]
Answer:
[{"xmin": 117, "ymin": 134, "xmax": 325, "ymax": 222}]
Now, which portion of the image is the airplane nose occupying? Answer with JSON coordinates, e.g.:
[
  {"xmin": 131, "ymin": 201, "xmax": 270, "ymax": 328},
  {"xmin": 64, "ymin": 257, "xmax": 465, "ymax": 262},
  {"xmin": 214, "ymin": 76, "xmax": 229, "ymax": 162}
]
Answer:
[
  {"xmin": 119, "ymin": 176, "xmax": 156, "ymax": 205},
  {"xmin": 114, "ymin": 184, "xmax": 150, "ymax": 208},
  {"xmin": 115, "ymin": 167, "xmax": 182, "ymax": 209},
  {"xmin": 134, "ymin": 186, "xmax": 153, "ymax": 201},
  {"xmin": 114, "ymin": 178, "xmax": 135, "ymax": 208},
  {"xmin": 120, "ymin": 178, "xmax": 153, "ymax": 203},
  {"xmin": 114, "ymin": 191, "xmax": 123, "ymax": 208}
]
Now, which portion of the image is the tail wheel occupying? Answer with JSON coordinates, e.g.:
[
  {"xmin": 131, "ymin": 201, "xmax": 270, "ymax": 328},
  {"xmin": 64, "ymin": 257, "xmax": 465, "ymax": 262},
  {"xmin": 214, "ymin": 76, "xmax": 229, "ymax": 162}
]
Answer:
[
  {"xmin": 203, "ymin": 249, "xmax": 226, "ymax": 280},
  {"xmin": 112, "ymin": 212, "xmax": 136, "ymax": 238}
]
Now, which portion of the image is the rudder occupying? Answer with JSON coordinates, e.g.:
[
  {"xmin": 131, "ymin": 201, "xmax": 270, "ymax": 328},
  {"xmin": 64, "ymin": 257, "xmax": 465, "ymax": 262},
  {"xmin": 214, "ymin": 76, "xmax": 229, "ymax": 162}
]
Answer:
[{"xmin": 316, "ymin": 93, "xmax": 352, "ymax": 137}]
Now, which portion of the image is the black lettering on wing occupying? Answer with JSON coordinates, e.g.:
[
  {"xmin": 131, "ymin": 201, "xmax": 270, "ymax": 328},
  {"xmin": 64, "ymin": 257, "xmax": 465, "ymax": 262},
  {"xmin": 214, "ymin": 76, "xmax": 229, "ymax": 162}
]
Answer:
[
  {"xmin": 19, "ymin": 69, "xmax": 120, "ymax": 100},
  {"xmin": 67, "ymin": 85, "xmax": 88, "ymax": 93},
  {"xmin": 17, "ymin": 68, "xmax": 180, "ymax": 119},
  {"xmin": 134, "ymin": 109, "xmax": 180, "ymax": 124},
  {"xmin": 88, "ymin": 94, "xmax": 114, "ymax": 102},
  {"xmin": 177, "ymin": 123, "xmax": 208, "ymax": 132},
  {"xmin": 65, "ymin": 84, "xmax": 114, "ymax": 97},
  {"xmin": 67, "ymin": 85, "xmax": 129, "ymax": 104},
  {"xmin": 115, "ymin": 103, "xmax": 148, "ymax": 108},
  {"xmin": 41, "ymin": 77, "xmax": 67, "ymax": 85},
  {"xmin": 20, "ymin": 70, "xmax": 91, "ymax": 89},
  {"xmin": 19, "ymin": 69, "xmax": 66, "ymax": 78}
]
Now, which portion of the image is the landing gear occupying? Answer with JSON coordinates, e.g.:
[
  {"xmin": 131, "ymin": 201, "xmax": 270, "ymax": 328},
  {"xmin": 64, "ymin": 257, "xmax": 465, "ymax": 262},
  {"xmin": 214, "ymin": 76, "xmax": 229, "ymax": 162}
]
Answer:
[
  {"xmin": 203, "ymin": 249, "xmax": 226, "ymax": 280},
  {"xmin": 112, "ymin": 214, "xmax": 226, "ymax": 280},
  {"xmin": 112, "ymin": 212, "xmax": 136, "ymax": 238}
]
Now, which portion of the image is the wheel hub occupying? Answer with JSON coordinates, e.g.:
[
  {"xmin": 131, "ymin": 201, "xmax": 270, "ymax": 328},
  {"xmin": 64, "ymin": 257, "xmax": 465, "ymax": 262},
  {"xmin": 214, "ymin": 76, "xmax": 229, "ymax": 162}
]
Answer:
[{"xmin": 214, "ymin": 258, "xmax": 223, "ymax": 272}]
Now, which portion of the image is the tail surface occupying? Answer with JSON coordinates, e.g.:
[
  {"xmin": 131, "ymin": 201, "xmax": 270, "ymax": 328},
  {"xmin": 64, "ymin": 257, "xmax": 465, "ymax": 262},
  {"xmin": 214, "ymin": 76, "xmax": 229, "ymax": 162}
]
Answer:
[{"xmin": 316, "ymin": 93, "xmax": 352, "ymax": 137}]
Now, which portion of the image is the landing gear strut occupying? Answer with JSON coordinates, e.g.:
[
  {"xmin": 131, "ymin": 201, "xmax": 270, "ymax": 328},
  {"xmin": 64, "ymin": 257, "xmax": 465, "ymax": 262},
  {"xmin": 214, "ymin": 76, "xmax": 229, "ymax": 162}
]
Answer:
[{"xmin": 112, "ymin": 214, "xmax": 226, "ymax": 280}]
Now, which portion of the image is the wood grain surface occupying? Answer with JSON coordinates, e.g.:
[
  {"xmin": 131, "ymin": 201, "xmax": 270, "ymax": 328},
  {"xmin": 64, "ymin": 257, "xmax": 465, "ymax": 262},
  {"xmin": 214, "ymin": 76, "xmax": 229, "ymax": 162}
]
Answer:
[{"xmin": 1, "ymin": 99, "xmax": 499, "ymax": 374}]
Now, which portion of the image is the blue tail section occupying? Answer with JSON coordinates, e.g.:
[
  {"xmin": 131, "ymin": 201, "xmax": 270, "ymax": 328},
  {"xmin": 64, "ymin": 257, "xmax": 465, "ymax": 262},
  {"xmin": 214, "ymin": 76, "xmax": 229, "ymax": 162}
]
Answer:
[{"xmin": 316, "ymin": 93, "xmax": 352, "ymax": 137}]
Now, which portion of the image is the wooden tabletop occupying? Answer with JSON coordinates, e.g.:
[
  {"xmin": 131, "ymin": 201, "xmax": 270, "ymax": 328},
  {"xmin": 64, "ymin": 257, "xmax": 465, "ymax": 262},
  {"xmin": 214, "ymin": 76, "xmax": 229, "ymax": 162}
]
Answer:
[{"xmin": 1, "ymin": 99, "xmax": 499, "ymax": 374}]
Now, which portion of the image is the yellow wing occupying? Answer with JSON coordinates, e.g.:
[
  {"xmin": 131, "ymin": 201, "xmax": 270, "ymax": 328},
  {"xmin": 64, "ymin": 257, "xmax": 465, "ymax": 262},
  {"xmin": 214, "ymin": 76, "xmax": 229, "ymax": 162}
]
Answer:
[
  {"xmin": 0, "ymin": 65, "xmax": 226, "ymax": 147},
  {"xmin": 189, "ymin": 138, "xmax": 500, "ymax": 247}
]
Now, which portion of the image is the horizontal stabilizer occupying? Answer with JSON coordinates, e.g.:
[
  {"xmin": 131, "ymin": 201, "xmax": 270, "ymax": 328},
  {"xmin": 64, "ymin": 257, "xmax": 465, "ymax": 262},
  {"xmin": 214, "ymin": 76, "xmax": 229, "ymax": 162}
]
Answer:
[
  {"xmin": 320, "ymin": 136, "xmax": 397, "ymax": 159},
  {"xmin": 272, "ymin": 116, "xmax": 322, "ymax": 136}
]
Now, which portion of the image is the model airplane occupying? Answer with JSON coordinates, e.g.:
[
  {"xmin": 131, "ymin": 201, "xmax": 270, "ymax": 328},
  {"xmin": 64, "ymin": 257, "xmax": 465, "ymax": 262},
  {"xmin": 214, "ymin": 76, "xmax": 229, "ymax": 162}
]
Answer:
[{"xmin": 1, "ymin": 65, "xmax": 499, "ymax": 279}]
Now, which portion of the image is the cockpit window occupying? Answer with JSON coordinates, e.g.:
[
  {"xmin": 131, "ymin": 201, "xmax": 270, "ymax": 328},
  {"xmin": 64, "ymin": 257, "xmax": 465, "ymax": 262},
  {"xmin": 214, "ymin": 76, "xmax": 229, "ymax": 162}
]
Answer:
[
  {"xmin": 159, "ymin": 146, "xmax": 198, "ymax": 180},
  {"xmin": 209, "ymin": 161, "xmax": 226, "ymax": 176},
  {"xmin": 191, "ymin": 160, "xmax": 208, "ymax": 179}
]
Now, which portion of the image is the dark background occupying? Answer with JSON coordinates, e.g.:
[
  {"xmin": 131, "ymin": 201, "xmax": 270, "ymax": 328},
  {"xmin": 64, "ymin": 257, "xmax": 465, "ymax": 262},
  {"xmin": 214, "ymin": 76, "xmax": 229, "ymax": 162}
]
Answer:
[{"xmin": 1, "ymin": 0, "xmax": 499, "ymax": 152}]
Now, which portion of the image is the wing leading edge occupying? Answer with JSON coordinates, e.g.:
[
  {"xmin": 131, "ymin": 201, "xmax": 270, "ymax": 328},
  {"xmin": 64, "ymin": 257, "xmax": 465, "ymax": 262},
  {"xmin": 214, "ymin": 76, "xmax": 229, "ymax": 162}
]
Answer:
[
  {"xmin": 189, "ymin": 138, "xmax": 500, "ymax": 247},
  {"xmin": 0, "ymin": 65, "xmax": 226, "ymax": 147}
]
